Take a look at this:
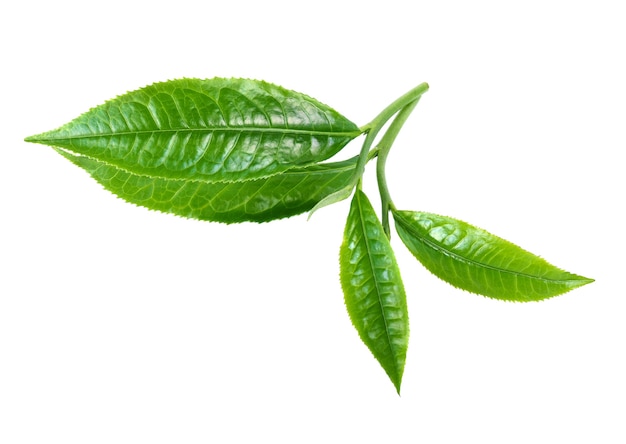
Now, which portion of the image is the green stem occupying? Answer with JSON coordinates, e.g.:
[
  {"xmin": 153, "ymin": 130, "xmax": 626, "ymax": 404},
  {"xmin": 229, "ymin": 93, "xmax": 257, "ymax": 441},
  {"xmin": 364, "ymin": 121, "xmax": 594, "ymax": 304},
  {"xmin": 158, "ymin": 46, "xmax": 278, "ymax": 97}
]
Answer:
[
  {"xmin": 353, "ymin": 83, "xmax": 429, "ymax": 187},
  {"xmin": 376, "ymin": 98, "xmax": 422, "ymax": 237},
  {"xmin": 307, "ymin": 82, "xmax": 428, "ymax": 219}
]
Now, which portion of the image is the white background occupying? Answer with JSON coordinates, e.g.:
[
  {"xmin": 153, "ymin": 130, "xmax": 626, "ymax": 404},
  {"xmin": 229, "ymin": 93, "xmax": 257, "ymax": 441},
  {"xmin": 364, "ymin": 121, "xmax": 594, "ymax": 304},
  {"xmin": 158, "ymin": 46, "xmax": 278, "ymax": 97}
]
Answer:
[{"xmin": 1, "ymin": 1, "xmax": 624, "ymax": 442}]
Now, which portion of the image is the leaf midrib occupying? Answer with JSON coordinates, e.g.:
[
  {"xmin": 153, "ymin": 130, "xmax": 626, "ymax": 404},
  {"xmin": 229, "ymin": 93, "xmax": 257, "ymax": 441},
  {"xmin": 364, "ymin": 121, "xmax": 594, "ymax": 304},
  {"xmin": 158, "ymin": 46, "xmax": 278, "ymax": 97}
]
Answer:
[
  {"xmin": 28, "ymin": 126, "xmax": 362, "ymax": 142},
  {"xmin": 395, "ymin": 213, "xmax": 585, "ymax": 284}
]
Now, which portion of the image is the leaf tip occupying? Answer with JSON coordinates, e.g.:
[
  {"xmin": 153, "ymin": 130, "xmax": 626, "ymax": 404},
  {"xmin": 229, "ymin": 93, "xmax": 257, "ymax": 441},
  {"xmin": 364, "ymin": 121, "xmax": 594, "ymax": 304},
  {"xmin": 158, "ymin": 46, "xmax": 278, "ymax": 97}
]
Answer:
[
  {"xmin": 393, "ymin": 378, "xmax": 403, "ymax": 396},
  {"xmin": 24, "ymin": 134, "xmax": 40, "ymax": 143},
  {"xmin": 571, "ymin": 275, "xmax": 595, "ymax": 289},
  {"xmin": 24, "ymin": 131, "xmax": 54, "ymax": 145}
]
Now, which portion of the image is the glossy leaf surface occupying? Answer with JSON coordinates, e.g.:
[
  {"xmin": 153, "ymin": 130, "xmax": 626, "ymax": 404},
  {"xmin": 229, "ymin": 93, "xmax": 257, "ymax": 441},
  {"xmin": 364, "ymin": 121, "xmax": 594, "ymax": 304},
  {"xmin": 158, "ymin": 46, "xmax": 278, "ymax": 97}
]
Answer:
[
  {"xmin": 56, "ymin": 149, "xmax": 357, "ymax": 223},
  {"xmin": 25, "ymin": 78, "xmax": 361, "ymax": 182},
  {"xmin": 340, "ymin": 190, "xmax": 409, "ymax": 393},
  {"xmin": 393, "ymin": 210, "xmax": 594, "ymax": 301}
]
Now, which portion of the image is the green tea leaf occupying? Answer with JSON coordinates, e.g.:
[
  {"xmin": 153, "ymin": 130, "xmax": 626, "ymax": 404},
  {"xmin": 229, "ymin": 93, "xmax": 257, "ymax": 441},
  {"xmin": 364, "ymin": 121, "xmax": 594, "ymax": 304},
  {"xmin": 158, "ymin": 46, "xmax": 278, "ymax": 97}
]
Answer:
[
  {"xmin": 307, "ymin": 184, "xmax": 354, "ymax": 219},
  {"xmin": 55, "ymin": 149, "xmax": 357, "ymax": 223},
  {"xmin": 340, "ymin": 190, "xmax": 409, "ymax": 393},
  {"xmin": 25, "ymin": 78, "xmax": 361, "ymax": 182},
  {"xmin": 393, "ymin": 210, "xmax": 594, "ymax": 302}
]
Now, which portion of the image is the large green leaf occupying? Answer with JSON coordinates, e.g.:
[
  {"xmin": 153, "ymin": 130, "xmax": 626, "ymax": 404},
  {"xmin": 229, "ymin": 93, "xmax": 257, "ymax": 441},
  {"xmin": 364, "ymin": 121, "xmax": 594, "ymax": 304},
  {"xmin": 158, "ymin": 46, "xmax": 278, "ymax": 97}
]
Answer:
[
  {"xmin": 340, "ymin": 190, "xmax": 409, "ymax": 393},
  {"xmin": 25, "ymin": 78, "xmax": 361, "ymax": 182},
  {"xmin": 393, "ymin": 210, "xmax": 594, "ymax": 302},
  {"xmin": 55, "ymin": 149, "xmax": 357, "ymax": 223}
]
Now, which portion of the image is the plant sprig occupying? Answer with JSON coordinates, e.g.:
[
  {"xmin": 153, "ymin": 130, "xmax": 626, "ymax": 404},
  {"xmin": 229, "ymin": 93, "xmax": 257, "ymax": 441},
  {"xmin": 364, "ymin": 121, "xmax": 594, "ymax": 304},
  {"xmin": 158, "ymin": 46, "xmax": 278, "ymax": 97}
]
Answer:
[{"xmin": 25, "ymin": 78, "xmax": 593, "ymax": 394}]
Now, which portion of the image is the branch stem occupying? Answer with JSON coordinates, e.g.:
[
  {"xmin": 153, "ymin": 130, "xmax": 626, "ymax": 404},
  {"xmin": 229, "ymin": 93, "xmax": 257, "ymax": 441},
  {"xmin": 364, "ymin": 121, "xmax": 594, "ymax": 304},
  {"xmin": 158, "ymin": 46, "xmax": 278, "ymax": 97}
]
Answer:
[
  {"xmin": 376, "ymin": 98, "xmax": 422, "ymax": 237},
  {"xmin": 353, "ymin": 83, "xmax": 429, "ymax": 187},
  {"xmin": 307, "ymin": 82, "xmax": 428, "ymax": 219}
]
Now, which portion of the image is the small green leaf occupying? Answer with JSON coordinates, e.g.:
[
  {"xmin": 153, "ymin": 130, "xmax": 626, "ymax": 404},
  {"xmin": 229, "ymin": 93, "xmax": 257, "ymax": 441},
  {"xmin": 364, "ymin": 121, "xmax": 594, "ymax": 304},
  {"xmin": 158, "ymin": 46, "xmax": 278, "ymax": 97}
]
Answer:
[
  {"xmin": 393, "ymin": 210, "xmax": 594, "ymax": 302},
  {"xmin": 55, "ymin": 149, "xmax": 357, "ymax": 223},
  {"xmin": 307, "ymin": 184, "xmax": 354, "ymax": 219},
  {"xmin": 25, "ymin": 78, "xmax": 361, "ymax": 182},
  {"xmin": 340, "ymin": 190, "xmax": 409, "ymax": 393}
]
